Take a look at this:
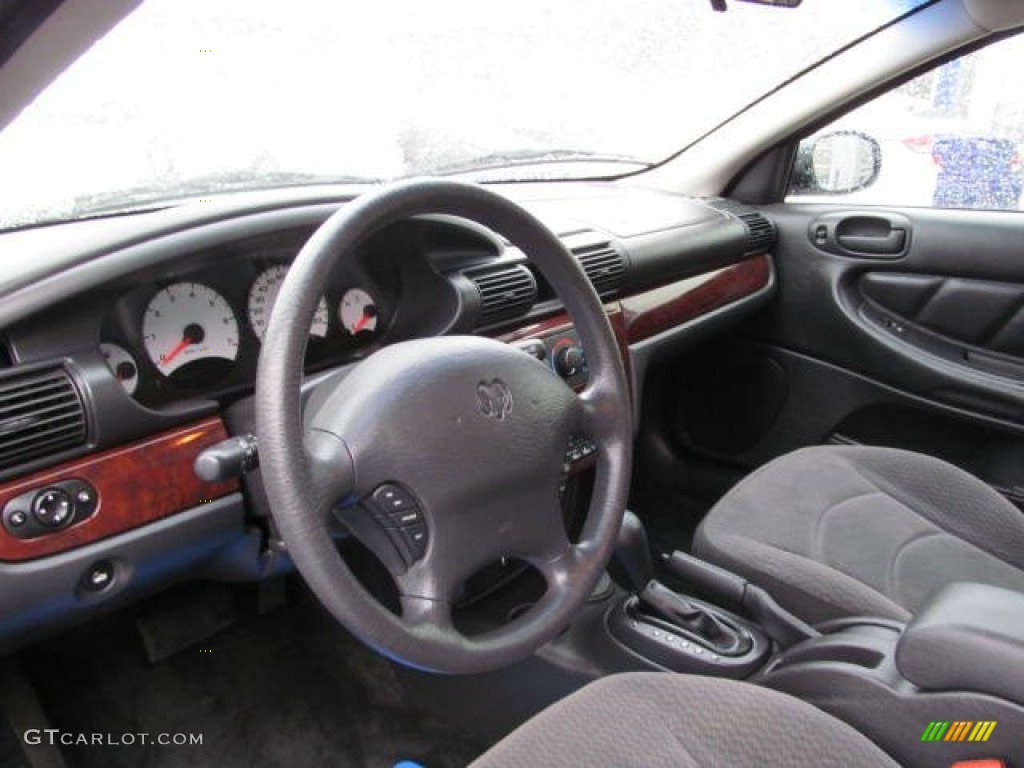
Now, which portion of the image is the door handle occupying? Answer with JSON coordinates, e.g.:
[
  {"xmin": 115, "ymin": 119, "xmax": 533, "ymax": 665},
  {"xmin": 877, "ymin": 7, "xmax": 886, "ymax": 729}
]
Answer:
[
  {"xmin": 809, "ymin": 212, "xmax": 911, "ymax": 259},
  {"xmin": 837, "ymin": 230, "xmax": 906, "ymax": 255}
]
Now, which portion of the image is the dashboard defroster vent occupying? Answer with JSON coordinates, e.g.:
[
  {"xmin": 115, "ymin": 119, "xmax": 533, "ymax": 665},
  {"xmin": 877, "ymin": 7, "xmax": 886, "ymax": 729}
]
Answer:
[
  {"xmin": 0, "ymin": 367, "xmax": 87, "ymax": 472},
  {"xmin": 573, "ymin": 242, "xmax": 625, "ymax": 297},
  {"xmin": 466, "ymin": 264, "xmax": 538, "ymax": 328}
]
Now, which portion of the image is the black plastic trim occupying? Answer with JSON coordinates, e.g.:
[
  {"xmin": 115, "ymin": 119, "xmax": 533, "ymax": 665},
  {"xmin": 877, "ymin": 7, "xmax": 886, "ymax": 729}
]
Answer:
[{"xmin": 0, "ymin": 494, "xmax": 246, "ymax": 654}]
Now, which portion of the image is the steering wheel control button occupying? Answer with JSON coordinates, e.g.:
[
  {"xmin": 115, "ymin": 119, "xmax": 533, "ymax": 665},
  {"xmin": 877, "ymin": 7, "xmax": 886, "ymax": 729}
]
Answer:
[
  {"xmin": 80, "ymin": 560, "xmax": 116, "ymax": 594},
  {"xmin": 365, "ymin": 483, "xmax": 429, "ymax": 564},
  {"xmin": 394, "ymin": 509, "xmax": 422, "ymax": 526},
  {"xmin": 371, "ymin": 484, "xmax": 416, "ymax": 513},
  {"xmin": 32, "ymin": 489, "xmax": 73, "ymax": 528},
  {"xmin": 402, "ymin": 522, "xmax": 429, "ymax": 560},
  {"xmin": 564, "ymin": 437, "xmax": 598, "ymax": 471}
]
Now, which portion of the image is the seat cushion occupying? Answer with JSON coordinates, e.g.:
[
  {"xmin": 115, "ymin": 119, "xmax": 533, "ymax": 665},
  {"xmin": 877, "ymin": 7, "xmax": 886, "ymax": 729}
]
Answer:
[
  {"xmin": 471, "ymin": 672, "xmax": 897, "ymax": 767},
  {"xmin": 693, "ymin": 446, "xmax": 1024, "ymax": 624}
]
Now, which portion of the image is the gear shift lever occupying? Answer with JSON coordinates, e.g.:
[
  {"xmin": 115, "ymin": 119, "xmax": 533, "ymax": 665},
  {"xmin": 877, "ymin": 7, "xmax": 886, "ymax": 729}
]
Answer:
[
  {"xmin": 611, "ymin": 511, "xmax": 753, "ymax": 656},
  {"xmin": 611, "ymin": 510, "xmax": 653, "ymax": 593}
]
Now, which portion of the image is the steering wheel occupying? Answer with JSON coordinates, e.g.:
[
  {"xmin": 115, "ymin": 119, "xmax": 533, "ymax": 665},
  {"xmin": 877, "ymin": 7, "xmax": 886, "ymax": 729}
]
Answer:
[{"xmin": 255, "ymin": 179, "xmax": 631, "ymax": 674}]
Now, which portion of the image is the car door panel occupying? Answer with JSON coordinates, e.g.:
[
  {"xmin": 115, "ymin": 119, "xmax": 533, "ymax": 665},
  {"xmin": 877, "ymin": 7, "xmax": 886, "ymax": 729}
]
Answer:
[
  {"xmin": 662, "ymin": 202, "xmax": 1024, "ymax": 507},
  {"xmin": 760, "ymin": 204, "xmax": 1024, "ymax": 416}
]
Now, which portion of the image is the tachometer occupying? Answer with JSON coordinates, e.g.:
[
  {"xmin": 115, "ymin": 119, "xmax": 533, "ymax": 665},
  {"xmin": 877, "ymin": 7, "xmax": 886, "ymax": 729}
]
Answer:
[
  {"xmin": 142, "ymin": 282, "xmax": 239, "ymax": 381},
  {"xmin": 339, "ymin": 288, "xmax": 379, "ymax": 335},
  {"xmin": 248, "ymin": 265, "xmax": 329, "ymax": 341}
]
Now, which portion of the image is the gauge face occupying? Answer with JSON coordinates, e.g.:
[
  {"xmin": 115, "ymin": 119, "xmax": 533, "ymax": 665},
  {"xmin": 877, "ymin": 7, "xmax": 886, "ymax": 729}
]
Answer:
[
  {"xmin": 100, "ymin": 343, "xmax": 139, "ymax": 395},
  {"xmin": 248, "ymin": 265, "xmax": 329, "ymax": 341},
  {"xmin": 339, "ymin": 288, "xmax": 379, "ymax": 335},
  {"xmin": 142, "ymin": 282, "xmax": 239, "ymax": 382}
]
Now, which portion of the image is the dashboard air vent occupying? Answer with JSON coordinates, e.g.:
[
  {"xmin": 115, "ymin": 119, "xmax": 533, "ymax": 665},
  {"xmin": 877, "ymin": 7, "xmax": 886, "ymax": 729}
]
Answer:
[
  {"xmin": 703, "ymin": 198, "xmax": 777, "ymax": 255},
  {"xmin": 737, "ymin": 211, "xmax": 776, "ymax": 256},
  {"xmin": 573, "ymin": 242, "xmax": 625, "ymax": 296},
  {"xmin": 0, "ymin": 367, "xmax": 86, "ymax": 472},
  {"xmin": 465, "ymin": 264, "xmax": 538, "ymax": 327}
]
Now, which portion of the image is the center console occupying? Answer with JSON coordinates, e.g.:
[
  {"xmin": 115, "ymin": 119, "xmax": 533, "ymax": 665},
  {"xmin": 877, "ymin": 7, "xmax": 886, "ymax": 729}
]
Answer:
[
  {"xmin": 400, "ymin": 511, "xmax": 1024, "ymax": 767},
  {"xmin": 601, "ymin": 514, "xmax": 1024, "ymax": 767},
  {"xmin": 754, "ymin": 583, "xmax": 1024, "ymax": 767}
]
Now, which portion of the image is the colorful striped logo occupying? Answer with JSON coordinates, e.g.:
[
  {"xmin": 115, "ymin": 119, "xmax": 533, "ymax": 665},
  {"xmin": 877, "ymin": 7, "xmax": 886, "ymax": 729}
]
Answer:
[{"xmin": 921, "ymin": 721, "xmax": 997, "ymax": 742}]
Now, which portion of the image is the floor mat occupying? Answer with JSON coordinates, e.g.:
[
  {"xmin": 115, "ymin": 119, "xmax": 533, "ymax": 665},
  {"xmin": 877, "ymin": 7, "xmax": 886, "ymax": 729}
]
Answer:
[{"xmin": 22, "ymin": 583, "xmax": 482, "ymax": 768}]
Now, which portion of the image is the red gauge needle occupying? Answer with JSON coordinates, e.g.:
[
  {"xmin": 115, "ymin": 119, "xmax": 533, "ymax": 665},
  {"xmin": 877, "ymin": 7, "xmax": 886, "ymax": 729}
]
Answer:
[
  {"xmin": 352, "ymin": 308, "xmax": 375, "ymax": 333},
  {"xmin": 161, "ymin": 323, "xmax": 204, "ymax": 365},
  {"xmin": 161, "ymin": 337, "xmax": 191, "ymax": 365}
]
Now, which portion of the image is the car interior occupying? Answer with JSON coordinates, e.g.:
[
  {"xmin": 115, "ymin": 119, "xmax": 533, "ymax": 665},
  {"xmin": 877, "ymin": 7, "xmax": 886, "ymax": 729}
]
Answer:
[{"xmin": 1, "ymin": 1, "xmax": 1024, "ymax": 766}]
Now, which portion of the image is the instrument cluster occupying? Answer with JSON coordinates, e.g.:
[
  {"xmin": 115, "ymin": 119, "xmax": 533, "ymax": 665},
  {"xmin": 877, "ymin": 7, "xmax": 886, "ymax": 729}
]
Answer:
[{"xmin": 99, "ymin": 250, "xmax": 388, "ymax": 406}]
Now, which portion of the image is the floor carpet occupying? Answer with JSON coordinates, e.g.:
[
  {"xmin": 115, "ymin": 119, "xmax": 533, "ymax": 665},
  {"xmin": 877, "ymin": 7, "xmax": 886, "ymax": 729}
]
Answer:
[{"xmin": 22, "ymin": 582, "xmax": 482, "ymax": 768}]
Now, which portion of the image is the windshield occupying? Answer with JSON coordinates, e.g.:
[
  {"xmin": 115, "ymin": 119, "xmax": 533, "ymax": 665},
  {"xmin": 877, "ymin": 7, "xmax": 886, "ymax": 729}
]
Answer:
[{"xmin": 0, "ymin": 0, "xmax": 924, "ymax": 229}]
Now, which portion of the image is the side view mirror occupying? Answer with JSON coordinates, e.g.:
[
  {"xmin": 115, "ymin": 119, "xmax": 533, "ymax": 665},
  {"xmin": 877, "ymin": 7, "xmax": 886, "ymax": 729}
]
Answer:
[{"xmin": 791, "ymin": 131, "xmax": 882, "ymax": 195}]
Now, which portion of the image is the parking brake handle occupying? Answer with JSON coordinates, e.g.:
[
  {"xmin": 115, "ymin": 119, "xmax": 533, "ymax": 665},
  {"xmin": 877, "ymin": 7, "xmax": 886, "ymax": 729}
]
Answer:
[{"xmin": 662, "ymin": 551, "xmax": 819, "ymax": 649}]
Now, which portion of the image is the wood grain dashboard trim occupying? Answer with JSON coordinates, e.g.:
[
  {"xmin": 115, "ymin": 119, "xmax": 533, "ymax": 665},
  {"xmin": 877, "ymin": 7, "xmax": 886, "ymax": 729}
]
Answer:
[
  {"xmin": 0, "ymin": 417, "xmax": 237, "ymax": 562},
  {"xmin": 498, "ymin": 255, "xmax": 772, "ymax": 352},
  {"xmin": 621, "ymin": 255, "xmax": 772, "ymax": 344}
]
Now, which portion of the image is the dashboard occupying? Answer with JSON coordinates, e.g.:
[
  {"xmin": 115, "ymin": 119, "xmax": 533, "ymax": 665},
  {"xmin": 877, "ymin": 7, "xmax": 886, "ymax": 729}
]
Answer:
[{"xmin": 0, "ymin": 181, "xmax": 777, "ymax": 652}]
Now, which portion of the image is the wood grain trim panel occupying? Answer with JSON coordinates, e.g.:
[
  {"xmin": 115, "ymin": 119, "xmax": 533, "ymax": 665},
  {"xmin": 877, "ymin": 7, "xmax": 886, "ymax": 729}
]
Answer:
[
  {"xmin": 621, "ymin": 255, "xmax": 772, "ymax": 344},
  {"xmin": 0, "ymin": 417, "xmax": 238, "ymax": 562},
  {"xmin": 498, "ymin": 314, "xmax": 575, "ymax": 344}
]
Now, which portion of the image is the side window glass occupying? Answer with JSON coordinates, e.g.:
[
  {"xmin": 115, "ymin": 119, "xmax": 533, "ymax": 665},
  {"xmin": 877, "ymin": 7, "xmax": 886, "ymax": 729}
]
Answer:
[{"xmin": 787, "ymin": 33, "xmax": 1024, "ymax": 211}]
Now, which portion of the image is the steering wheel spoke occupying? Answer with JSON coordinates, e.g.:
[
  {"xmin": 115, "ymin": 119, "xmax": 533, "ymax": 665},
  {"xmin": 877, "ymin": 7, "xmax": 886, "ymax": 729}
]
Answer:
[
  {"xmin": 577, "ymin": 380, "xmax": 619, "ymax": 443},
  {"xmin": 399, "ymin": 594, "xmax": 454, "ymax": 634},
  {"xmin": 303, "ymin": 428, "xmax": 356, "ymax": 516},
  {"xmin": 534, "ymin": 539, "xmax": 583, "ymax": 593}
]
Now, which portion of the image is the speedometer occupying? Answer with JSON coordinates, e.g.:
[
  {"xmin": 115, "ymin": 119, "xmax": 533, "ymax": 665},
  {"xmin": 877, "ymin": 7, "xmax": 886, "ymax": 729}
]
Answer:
[
  {"xmin": 248, "ymin": 265, "xmax": 329, "ymax": 341},
  {"xmin": 142, "ymin": 283, "xmax": 239, "ymax": 382}
]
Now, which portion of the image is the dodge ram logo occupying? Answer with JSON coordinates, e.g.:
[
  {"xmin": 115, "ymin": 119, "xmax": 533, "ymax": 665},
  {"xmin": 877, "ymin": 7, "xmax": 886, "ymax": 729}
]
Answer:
[{"xmin": 476, "ymin": 379, "xmax": 513, "ymax": 421}]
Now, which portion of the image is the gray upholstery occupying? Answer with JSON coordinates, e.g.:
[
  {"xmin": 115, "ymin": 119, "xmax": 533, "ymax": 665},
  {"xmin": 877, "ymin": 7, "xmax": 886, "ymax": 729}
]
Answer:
[
  {"xmin": 694, "ymin": 446, "xmax": 1024, "ymax": 624},
  {"xmin": 471, "ymin": 672, "xmax": 897, "ymax": 767},
  {"xmin": 896, "ymin": 582, "xmax": 1024, "ymax": 706}
]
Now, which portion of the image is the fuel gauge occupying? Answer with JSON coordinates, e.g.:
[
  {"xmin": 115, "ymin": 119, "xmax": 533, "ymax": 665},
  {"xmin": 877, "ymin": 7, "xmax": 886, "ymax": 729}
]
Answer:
[{"xmin": 339, "ymin": 288, "xmax": 379, "ymax": 335}]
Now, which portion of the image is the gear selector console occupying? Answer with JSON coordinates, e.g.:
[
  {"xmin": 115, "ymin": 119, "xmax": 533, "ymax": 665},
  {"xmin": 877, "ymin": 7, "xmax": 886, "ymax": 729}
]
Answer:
[{"xmin": 608, "ymin": 582, "xmax": 770, "ymax": 677}]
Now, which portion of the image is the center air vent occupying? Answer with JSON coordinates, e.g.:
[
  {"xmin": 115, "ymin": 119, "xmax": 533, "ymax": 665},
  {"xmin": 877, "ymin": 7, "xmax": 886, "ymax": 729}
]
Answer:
[
  {"xmin": 574, "ymin": 242, "xmax": 625, "ymax": 297},
  {"xmin": 0, "ymin": 367, "xmax": 87, "ymax": 473},
  {"xmin": 465, "ymin": 264, "xmax": 538, "ymax": 328}
]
